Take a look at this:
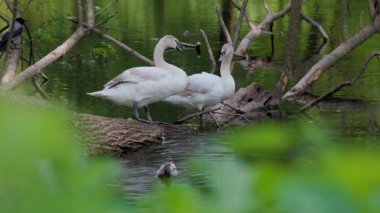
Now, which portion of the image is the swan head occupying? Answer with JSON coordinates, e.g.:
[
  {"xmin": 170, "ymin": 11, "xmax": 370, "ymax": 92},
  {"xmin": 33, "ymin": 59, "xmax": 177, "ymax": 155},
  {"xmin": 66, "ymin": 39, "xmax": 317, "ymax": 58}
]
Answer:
[
  {"xmin": 219, "ymin": 43, "xmax": 234, "ymax": 62},
  {"xmin": 156, "ymin": 162, "xmax": 178, "ymax": 178},
  {"xmin": 160, "ymin": 35, "xmax": 184, "ymax": 53}
]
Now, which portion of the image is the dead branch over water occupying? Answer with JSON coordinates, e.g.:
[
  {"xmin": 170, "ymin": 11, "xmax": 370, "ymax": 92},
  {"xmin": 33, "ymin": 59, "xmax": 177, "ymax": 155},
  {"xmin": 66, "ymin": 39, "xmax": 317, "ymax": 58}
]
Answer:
[
  {"xmin": 283, "ymin": 16, "xmax": 380, "ymax": 100},
  {"xmin": 299, "ymin": 51, "xmax": 380, "ymax": 112}
]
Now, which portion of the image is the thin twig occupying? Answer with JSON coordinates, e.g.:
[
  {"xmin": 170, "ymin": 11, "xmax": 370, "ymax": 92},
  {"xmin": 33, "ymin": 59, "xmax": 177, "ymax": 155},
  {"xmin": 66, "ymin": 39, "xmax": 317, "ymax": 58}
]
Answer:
[
  {"xmin": 174, "ymin": 107, "xmax": 221, "ymax": 124},
  {"xmin": 0, "ymin": 12, "xmax": 9, "ymax": 23},
  {"xmin": 215, "ymin": 4, "xmax": 232, "ymax": 45},
  {"xmin": 221, "ymin": 101, "xmax": 245, "ymax": 114},
  {"xmin": 262, "ymin": 0, "xmax": 272, "ymax": 15},
  {"xmin": 94, "ymin": 11, "xmax": 118, "ymax": 29},
  {"xmin": 300, "ymin": 11, "xmax": 329, "ymax": 42},
  {"xmin": 31, "ymin": 75, "xmax": 49, "ymax": 99},
  {"xmin": 208, "ymin": 111, "xmax": 221, "ymax": 128},
  {"xmin": 21, "ymin": 0, "xmax": 33, "ymax": 16},
  {"xmin": 231, "ymin": 0, "xmax": 255, "ymax": 30},
  {"xmin": 68, "ymin": 17, "xmax": 154, "ymax": 65},
  {"xmin": 199, "ymin": 29, "xmax": 217, "ymax": 73},
  {"xmin": 234, "ymin": 0, "xmax": 248, "ymax": 47},
  {"xmin": 299, "ymin": 51, "xmax": 380, "ymax": 112},
  {"xmin": 95, "ymin": 0, "xmax": 118, "ymax": 17}
]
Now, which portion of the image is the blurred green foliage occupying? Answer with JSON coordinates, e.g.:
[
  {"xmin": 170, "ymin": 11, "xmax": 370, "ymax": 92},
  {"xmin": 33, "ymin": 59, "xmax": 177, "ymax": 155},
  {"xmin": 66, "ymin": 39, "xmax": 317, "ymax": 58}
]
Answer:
[
  {"xmin": 0, "ymin": 98, "xmax": 124, "ymax": 213},
  {"xmin": 1, "ymin": 97, "xmax": 379, "ymax": 212}
]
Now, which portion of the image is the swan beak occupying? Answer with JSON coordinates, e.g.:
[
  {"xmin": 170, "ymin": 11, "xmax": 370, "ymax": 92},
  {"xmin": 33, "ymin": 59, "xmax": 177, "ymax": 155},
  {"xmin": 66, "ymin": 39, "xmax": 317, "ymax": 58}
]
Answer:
[
  {"xmin": 218, "ymin": 54, "xmax": 223, "ymax": 62},
  {"xmin": 176, "ymin": 45, "xmax": 184, "ymax": 53},
  {"xmin": 178, "ymin": 42, "xmax": 202, "ymax": 56}
]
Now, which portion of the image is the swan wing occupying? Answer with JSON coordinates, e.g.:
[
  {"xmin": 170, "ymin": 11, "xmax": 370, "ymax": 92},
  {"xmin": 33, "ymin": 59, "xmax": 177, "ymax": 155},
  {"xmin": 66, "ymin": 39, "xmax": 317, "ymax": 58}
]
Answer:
[
  {"xmin": 104, "ymin": 67, "xmax": 169, "ymax": 89},
  {"xmin": 180, "ymin": 73, "xmax": 221, "ymax": 96}
]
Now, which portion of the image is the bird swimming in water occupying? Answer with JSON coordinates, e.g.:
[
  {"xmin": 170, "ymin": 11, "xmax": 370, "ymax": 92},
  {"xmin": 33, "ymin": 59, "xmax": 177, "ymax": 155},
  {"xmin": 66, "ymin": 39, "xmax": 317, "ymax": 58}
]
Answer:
[
  {"xmin": 0, "ymin": 17, "xmax": 26, "ymax": 52},
  {"xmin": 156, "ymin": 162, "xmax": 178, "ymax": 178}
]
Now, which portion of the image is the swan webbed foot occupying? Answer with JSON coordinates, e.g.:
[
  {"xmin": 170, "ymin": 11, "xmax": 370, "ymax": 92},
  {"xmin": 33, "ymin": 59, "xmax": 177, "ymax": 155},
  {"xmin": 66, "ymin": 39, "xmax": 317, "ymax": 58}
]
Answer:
[{"xmin": 133, "ymin": 117, "xmax": 154, "ymax": 124}]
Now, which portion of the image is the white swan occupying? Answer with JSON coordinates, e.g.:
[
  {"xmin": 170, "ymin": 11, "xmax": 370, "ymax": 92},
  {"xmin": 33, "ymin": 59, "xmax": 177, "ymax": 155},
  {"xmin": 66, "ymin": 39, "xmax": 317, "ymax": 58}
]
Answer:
[
  {"xmin": 87, "ymin": 35, "xmax": 187, "ymax": 122},
  {"xmin": 164, "ymin": 43, "xmax": 235, "ymax": 124}
]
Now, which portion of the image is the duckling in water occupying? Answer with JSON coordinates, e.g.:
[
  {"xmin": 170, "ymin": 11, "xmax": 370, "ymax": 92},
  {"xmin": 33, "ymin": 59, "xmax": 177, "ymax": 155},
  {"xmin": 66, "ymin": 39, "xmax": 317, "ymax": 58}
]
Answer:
[{"xmin": 156, "ymin": 162, "xmax": 178, "ymax": 178}]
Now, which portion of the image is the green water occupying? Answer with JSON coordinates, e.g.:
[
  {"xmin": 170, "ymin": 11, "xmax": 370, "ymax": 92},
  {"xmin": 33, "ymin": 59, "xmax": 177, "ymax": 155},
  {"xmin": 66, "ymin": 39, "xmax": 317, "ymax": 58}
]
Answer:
[{"xmin": 2, "ymin": 0, "xmax": 380, "ymax": 200}]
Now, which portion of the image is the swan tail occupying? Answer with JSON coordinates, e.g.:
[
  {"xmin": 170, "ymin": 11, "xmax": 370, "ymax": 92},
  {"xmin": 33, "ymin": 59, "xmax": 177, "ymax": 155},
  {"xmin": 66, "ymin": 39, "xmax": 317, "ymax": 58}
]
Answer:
[{"xmin": 86, "ymin": 91, "xmax": 107, "ymax": 98}]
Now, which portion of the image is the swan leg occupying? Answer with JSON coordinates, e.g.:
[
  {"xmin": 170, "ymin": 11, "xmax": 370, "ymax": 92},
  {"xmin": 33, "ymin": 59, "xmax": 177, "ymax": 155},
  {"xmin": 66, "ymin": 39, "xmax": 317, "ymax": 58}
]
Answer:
[
  {"xmin": 133, "ymin": 102, "xmax": 153, "ymax": 124},
  {"xmin": 199, "ymin": 113, "xmax": 204, "ymax": 129},
  {"xmin": 133, "ymin": 101, "xmax": 140, "ymax": 119},
  {"xmin": 144, "ymin": 106, "xmax": 153, "ymax": 121}
]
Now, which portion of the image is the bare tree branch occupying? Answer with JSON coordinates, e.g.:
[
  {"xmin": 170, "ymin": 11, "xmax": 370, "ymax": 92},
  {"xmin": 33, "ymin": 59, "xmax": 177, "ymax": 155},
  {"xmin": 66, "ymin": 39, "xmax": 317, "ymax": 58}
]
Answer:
[
  {"xmin": 300, "ymin": 11, "xmax": 329, "ymax": 42},
  {"xmin": 0, "ymin": 12, "xmax": 9, "ymax": 23},
  {"xmin": 0, "ymin": 28, "xmax": 87, "ymax": 91},
  {"xmin": 68, "ymin": 16, "xmax": 154, "ymax": 65},
  {"xmin": 299, "ymin": 51, "xmax": 380, "ymax": 112},
  {"xmin": 235, "ymin": 1, "xmax": 291, "ymax": 55},
  {"xmin": 86, "ymin": 0, "xmax": 95, "ymax": 27},
  {"xmin": 234, "ymin": 0, "xmax": 248, "ymax": 47},
  {"xmin": 95, "ymin": 0, "xmax": 118, "ymax": 17},
  {"xmin": 94, "ymin": 11, "xmax": 118, "ymax": 29},
  {"xmin": 216, "ymin": 4, "xmax": 233, "ymax": 45},
  {"xmin": 262, "ymin": 0, "xmax": 271, "ymax": 15},
  {"xmin": 231, "ymin": 0, "xmax": 255, "ymax": 30},
  {"xmin": 369, "ymin": 0, "xmax": 377, "ymax": 19},
  {"xmin": 21, "ymin": 0, "xmax": 33, "ymax": 15},
  {"xmin": 76, "ymin": 0, "xmax": 83, "ymax": 27},
  {"xmin": 283, "ymin": 16, "xmax": 380, "ymax": 100},
  {"xmin": 200, "ymin": 29, "xmax": 217, "ymax": 73}
]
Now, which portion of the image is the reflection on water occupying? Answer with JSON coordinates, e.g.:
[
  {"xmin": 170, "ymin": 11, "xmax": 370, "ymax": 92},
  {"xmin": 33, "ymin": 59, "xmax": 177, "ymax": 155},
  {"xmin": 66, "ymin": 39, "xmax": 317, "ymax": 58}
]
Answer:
[{"xmin": 17, "ymin": 0, "xmax": 380, "ymax": 200}]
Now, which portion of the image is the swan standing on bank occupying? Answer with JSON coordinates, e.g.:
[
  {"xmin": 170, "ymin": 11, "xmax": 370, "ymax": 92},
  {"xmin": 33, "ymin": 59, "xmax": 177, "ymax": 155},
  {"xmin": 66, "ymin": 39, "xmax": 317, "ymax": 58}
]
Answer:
[
  {"xmin": 87, "ymin": 35, "xmax": 187, "ymax": 122},
  {"xmin": 164, "ymin": 43, "xmax": 235, "ymax": 125}
]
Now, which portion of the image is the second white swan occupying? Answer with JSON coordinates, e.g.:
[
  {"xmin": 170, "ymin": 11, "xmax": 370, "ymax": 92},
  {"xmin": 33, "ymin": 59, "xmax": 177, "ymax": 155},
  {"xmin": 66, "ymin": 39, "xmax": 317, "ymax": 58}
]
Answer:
[{"xmin": 164, "ymin": 43, "xmax": 235, "ymax": 124}]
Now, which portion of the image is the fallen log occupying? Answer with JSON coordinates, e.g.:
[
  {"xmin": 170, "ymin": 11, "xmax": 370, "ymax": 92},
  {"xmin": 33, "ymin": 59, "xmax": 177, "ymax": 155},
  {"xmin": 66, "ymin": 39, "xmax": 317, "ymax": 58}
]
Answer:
[{"xmin": 71, "ymin": 114, "xmax": 192, "ymax": 155}]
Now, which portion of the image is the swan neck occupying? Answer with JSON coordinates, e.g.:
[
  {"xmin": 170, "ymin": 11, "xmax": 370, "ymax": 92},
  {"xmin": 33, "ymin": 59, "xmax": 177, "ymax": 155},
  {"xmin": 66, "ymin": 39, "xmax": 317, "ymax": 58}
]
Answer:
[
  {"xmin": 153, "ymin": 41, "xmax": 167, "ymax": 67},
  {"xmin": 220, "ymin": 53, "xmax": 233, "ymax": 78}
]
